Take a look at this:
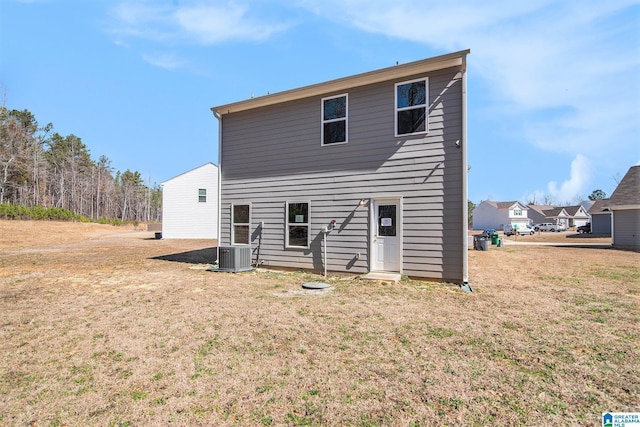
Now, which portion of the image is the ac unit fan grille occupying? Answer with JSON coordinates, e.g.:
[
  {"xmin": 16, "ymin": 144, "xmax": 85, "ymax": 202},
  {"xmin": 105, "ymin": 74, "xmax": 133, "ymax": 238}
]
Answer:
[{"xmin": 218, "ymin": 246, "xmax": 252, "ymax": 272}]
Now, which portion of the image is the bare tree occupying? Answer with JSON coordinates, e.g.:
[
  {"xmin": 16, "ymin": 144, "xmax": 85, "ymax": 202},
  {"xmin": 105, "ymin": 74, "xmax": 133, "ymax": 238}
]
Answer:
[{"xmin": 0, "ymin": 106, "xmax": 163, "ymax": 222}]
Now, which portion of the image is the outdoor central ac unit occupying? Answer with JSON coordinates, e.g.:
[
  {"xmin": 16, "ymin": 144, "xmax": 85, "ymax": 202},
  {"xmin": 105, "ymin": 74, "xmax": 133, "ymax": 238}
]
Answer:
[{"xmin": 217, "ymin": 246, "xmax": 253, "ymax": 272}]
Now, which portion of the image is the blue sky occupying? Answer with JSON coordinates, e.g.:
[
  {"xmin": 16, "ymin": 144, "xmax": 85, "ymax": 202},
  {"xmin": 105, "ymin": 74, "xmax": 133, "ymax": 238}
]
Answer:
[{"xmin": 1, "ymin": 0, "xmax": 639, "ymax": 204}]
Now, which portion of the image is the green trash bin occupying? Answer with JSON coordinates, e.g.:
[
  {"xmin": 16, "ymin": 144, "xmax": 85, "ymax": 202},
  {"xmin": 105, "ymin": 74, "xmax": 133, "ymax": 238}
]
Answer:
[{"xmin": 491, "ymin": 233, "xmax": 499, "ymax": 245}]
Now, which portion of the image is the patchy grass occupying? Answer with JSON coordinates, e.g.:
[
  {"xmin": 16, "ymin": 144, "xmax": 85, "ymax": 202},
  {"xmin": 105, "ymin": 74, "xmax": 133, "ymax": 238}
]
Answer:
[{"xmin": 0, "ymin": 220, "xmax": 639, "ymax": 425}]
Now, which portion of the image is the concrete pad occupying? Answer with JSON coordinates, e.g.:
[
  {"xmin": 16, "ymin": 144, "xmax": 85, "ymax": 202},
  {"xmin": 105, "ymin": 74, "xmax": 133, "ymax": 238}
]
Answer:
[{"xmin": 361, "ymin": 272, "xmax": 401, "ymax": 282}]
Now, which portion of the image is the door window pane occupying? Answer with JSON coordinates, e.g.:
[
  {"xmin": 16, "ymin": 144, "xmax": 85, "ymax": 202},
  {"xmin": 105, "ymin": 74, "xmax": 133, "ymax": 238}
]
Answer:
[{"xmin": 378, "ymin": 205, "xmax": 397, "ymax": 237}]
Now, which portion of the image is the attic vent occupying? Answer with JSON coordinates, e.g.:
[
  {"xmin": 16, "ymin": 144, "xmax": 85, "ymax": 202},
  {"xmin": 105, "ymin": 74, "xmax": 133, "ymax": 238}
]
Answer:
[{"xmin": 218, "ymin": 246, "xmax": 252, "ymax": 272}]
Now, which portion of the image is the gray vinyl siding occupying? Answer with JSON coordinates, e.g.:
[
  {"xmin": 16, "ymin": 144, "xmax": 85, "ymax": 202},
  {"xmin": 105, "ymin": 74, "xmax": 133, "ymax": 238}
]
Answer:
[
  {"xmin": 613, "ymin": 209, "xmax": 640, "ymax": 249},
  {"xmin": 590, "ymin": 213, "xmax": 611, "ymax": 235},
  {"xmin": 220, "ymin": 67, "xmax": 465, "ymax": 281}
]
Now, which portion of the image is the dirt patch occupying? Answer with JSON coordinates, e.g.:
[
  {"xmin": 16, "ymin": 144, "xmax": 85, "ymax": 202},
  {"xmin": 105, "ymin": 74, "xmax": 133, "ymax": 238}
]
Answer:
[{"xmin": 1, "ymin": 220, "xmax": 638, "ymax": 426}]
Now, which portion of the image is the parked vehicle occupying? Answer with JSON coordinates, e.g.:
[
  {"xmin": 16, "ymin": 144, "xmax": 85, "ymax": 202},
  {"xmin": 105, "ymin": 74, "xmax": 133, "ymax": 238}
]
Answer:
[
  {"xmin": 503, "ymin": 224, "xmax": 534, "ymax": 236},
  {"xmin": 534, "ymin": 223, "xmax": 552, "ymax": 231},
  {"xmin": 577, "ymin": 223, "xmax": 591, "ymax": 233},
  {"xmin": 534, "ymin": 223, "xmax": 565, "ymax": 232}
]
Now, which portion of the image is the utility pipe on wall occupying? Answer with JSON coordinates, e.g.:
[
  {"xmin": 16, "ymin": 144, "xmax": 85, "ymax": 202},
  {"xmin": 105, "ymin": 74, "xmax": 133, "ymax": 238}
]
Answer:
[{"xmin": 321, "ymin": 219, "xmax": 337, "ymax": 277}]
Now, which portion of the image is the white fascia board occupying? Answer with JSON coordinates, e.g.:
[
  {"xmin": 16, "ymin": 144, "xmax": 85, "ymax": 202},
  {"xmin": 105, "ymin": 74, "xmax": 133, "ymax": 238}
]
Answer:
[{"xmin": 211, "ymin": 50, "xmax": 470, "ymax": 115}]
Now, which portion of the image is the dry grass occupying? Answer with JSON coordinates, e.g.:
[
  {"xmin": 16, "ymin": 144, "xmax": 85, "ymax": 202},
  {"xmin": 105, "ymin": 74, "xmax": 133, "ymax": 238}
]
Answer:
[{"xmin": 1, "ymin": 220, "xmax": 638, "ymax": 426}]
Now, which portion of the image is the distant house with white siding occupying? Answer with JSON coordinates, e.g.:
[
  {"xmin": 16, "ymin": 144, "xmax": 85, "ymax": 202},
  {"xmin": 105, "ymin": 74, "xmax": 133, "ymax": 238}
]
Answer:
[
  {"xmin": 472, "ymin": 201, "xmax": 530, "ymax": 230},
  {"xmin": 161, "ymin": 162, "xmax": 219, "ymax": 239},
  {"xmin": 528, "ymin": 204, "xmax": 587, "ymax": 228},
  {"xmin": 563, "ymin": 205, "xmax": 590, "ymax": 228},
  {"xmin": 608, "ymin": 165, "xmax": 640, "ymax": 250},
  {"xmin": 211, "ymin": 50, "xmax": 471, "ymax": 283},
  {"xmin": 541, "ymin": 207, "xmax": 570, "ymax": 229}
]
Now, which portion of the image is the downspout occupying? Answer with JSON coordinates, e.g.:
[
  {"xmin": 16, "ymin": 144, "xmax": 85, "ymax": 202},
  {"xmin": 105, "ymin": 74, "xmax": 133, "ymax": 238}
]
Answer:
[
  {"xmin": 212, "ymin": 109, "xmax": 223, "ymax": 264},
  {"xmin": 461, "ymin": 52, "xmax": 471, "ymax": 290},
  {"xmin": 610, "ymin": 209, "xmax": 615, "ymax": 246}
]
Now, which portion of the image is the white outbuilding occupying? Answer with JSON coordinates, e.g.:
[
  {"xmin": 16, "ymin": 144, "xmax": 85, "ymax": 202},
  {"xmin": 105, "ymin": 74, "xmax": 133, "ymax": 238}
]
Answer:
[{"xmin": 161, "ymin": 162, "xmax": 219, "ymax": 239}]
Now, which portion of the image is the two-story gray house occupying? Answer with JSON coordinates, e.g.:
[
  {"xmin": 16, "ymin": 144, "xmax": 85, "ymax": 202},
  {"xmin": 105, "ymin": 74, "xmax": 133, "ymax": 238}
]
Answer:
[{"xmin": 211, "ymin": 49, "xmax": 470, "ymax": 283}]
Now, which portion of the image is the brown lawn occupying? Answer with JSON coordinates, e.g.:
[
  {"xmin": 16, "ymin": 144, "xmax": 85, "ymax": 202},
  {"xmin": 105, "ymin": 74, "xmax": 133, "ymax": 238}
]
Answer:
[{"xmin": 1, "ymin": 220, "xmax": 638, "ymax": 426}]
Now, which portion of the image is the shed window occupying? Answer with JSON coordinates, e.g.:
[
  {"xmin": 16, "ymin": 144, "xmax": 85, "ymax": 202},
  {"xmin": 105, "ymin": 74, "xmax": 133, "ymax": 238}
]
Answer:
[
  {"xmin": 321, "ymin": 94, "xmax": 347, "ymax": 145},
  {"xmin": 198, "ymin": 188, "xmax": 207, "ymax": 203},
  {"xmin": 286, "ymin": 201, "xmax": 310, "ymax": 248},
  {"xmin": 395, "ymin": 78, "xmax": 428, "ymax": 136},
  {"xmin": 232, "ymin": 204, "xmax": 250, "ymax": 245}
]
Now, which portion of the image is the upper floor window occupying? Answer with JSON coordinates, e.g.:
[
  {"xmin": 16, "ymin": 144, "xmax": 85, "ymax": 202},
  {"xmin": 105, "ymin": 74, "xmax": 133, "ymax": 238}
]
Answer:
[
  {"xmin": 198, "ymin": 188, "xmax": 207, "ymax": 203},
  {"xmin": 286, "ymin": 201, "xmax": 310, "ymax": 248},
  {"xmin": 322, "ymin": 94, "xmax": 347, "ymax": 145},
  {"xmin": 232, "ymin": 204, "xmax": 250, "ymax": 245},
  {"xmin": 514, "ymin": 208, "xmax": 522, "ymax": 216},
  {"xmin": 395, "ymin": 78, "xmax": 428, "ymax": 136}
]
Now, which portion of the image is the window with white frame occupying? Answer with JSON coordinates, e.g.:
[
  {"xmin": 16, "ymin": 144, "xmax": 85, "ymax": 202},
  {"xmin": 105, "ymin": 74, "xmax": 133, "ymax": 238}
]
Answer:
[
  {"xmin": 514, "ymin": 208, "xmax": 522, "ymax": 216},
  {"xmin": 286, "ymin": 201, "xmax": 310, "ymax": 248},
  {"xmin": 232, "ymin": 204, "xmax": 250, "ymax": 245},
  {"xmin": 395, "ymin": 78, "xmax": 428, "ymax": 136},
  {"xmin": 198, "ymin": 188, "xmax": 207, "ymax": 203},
  {"xmin": 321, "ymin": 94, "xmax": 347, "ymax": 145}
]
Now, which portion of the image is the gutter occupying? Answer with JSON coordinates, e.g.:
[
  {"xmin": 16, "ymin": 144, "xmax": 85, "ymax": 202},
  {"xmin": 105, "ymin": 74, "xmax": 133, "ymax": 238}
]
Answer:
[
  {"xmin": 212, "ymin": 109, "xmax": 223, "ymax": 263},
  {"xmin": 461, "ymin": 51, "xmax": 470, "ymax": 290}
]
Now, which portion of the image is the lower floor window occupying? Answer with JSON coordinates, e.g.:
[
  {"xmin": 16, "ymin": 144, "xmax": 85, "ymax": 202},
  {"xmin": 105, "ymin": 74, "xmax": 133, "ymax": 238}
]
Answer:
[
  {"xmin": 232, "ymin": 204, "xmax": 250, "ymax": 245},
  {"xmin": 286, "ymin": 201, "xmax": 309, "ymax": 248}
]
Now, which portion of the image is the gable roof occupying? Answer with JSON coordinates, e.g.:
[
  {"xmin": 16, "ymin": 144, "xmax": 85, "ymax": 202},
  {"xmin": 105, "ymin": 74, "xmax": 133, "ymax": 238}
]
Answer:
[
  {"xmin": 212, "ymin": 49, "xmax": 470, "ymax": 115},
  {"xmin": 161, "ymin": 162, "xmax": 218, "ymax": 185},
  {"xmin": 527, "ymin": 204, "xmax": 555, "ymax": 215},
  {"xmin": 608, "ymin": 165, "xmax": 640, "ymax": 209},
  {"xmin": 482, "ymin": 201, "xmax": 527, "ymax": 210},
  {"xmin": 563, "ymin": 205, "xmax": 589, "ymax": 216},
  {"xmin": 543, "ymin": 207, "xmax": 570, "ymax": 218},
  {"xmin": 588, "ymin": 198, "xmax": 611, "ymax": 215}
]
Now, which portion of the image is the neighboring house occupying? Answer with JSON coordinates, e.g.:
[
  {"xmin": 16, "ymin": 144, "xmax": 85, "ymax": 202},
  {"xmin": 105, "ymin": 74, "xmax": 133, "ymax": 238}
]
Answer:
[
  {"xmin": 588, "ymin": 198, "xmax": 611, "ymax": 235},
  {"xmin": 472, "ymin": 201, "xmax": 530, "ymax": 230},
  {"xmin": 211, "ymin": 50, "xmax": 471, "ymax": 283},
  {"xmin": 529, "ymin": 204, "xmax": 589, "ymax": 229},
  {"xmin": 541, "ymin": 207, "xmax": 570, "ymax": 229},
  {"xmin": 563, "ymin": 205, "xmax": 590, "ymax": 228},
  {"xmin": 608, "ymin": 165, "xmax": 640, "ymax": 250},
  {"xmin": 161, "ymin": 162, "xmax": 219, "ymax": 239},
  {"xmin": 527, "ymin": 204, "xmax": 554, "ymax": 225}
]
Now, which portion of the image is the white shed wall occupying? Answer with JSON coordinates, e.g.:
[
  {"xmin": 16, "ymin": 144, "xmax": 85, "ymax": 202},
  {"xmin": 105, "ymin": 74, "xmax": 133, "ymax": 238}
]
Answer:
[{"xmin": 161, "ymin": 163, "xmax": 219, "ymax": 239}]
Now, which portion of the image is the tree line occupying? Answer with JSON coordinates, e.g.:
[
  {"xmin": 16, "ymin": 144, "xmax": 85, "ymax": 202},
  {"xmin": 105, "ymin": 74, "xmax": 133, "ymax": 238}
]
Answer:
[{"xmin": 0, "ymin": 106, "xmax": 161, "ymax": 222}]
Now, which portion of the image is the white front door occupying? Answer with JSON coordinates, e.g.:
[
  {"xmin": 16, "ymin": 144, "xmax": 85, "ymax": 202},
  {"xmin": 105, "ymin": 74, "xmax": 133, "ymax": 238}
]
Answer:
[{"xmin": 371, "ymin": 200, "xmax": 401, "ymax": 272}]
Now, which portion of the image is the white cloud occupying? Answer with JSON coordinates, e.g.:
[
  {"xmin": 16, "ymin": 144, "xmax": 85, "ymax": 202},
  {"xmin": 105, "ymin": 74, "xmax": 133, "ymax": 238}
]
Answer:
[
  {"xmin": 174, "ymin": 4, "xmax": 289, "ymax": 44},
  {"xmin": 140, "ymin": 52, "xmax": 185, "ymax": 70},
  {"xmin": 299, "ymin": 0, "xmax": 640, "ymax": 159},
  {"xmin": 546, "ymin": 154, "xmax": 592, "ymax": 203},
  {"xmin": 108, "ymin": 1, "xmax": 290, "ymax": 45}
]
